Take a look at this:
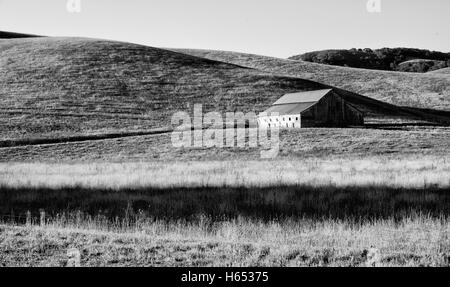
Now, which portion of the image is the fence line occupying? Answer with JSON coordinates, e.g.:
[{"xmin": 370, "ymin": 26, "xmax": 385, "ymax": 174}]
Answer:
[{"xmin": 0, "ymin": 210, "xmax": 45, "ymax": 226}]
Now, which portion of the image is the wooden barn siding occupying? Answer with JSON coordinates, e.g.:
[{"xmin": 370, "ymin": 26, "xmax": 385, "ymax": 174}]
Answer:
[
  {"xmin": 345, "ymin": 103, "xmax": 365, "ymax": 126},
  {"xmin": 301, "ymin": 91, "xmax": 364, "ymax": 127}
]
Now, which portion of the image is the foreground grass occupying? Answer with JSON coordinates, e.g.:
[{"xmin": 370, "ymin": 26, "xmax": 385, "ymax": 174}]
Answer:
[
  {"xmin": 1, "ymin": 215, "xmax": 449, "ymax": 267},
  {"xmin": 1, "ymin": 156, "xmax": 449, "ymax": 267}
]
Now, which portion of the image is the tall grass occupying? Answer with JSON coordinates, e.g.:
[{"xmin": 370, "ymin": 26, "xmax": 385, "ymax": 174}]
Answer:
[
  {"xmin": 1, "ymin": 156, "xmax": 449, "ymax": 189},
  {"xmin": 1, "ymin": 185, "xmax": 450, "ymax": 224},
  {"xmin": 0, "ymin": 157, "xmax": 449, "ymax": 224}
]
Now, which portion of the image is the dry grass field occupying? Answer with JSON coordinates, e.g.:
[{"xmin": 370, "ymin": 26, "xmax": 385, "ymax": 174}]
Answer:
[
  {"xmin": 1, "ymin": 156, "xmax": 450, "ymax": 221},
  {"xmin": 1, "ymin": 36, "xmax": 449, "ymax": 267},
  {"xmin": 1, "ymin": 154, "xmax": 450, "ymax": 266},
  {"xmin": 1, "ymin": 127, "xmax": 449, "ymax": 162},
  {"xmin": 1, "ymin": 215, "xmax": 449, "ymax": 267}
]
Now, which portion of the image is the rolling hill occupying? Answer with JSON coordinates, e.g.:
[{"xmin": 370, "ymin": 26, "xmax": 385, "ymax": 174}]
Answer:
[
  {"xmin": 289, "ymin": 48, "xmax": 450, "ymax": 72},
  {"xmin": 0, "ymin": 37, "xmax": 332, "ymax": 140},
  {"xmin": 171, "ymin": 49, "xmax": 450, "ymax": 111},
  {"xmin": 429, "ymin": 67, "xmax": 450, "ymax": 75},
  {"xmin": 1, "ymin": 36, "xmax": 450, "ymax": 144},
  {"xmin": 397, "ymin": 59, "xmax": 447, "ymax": 73}
]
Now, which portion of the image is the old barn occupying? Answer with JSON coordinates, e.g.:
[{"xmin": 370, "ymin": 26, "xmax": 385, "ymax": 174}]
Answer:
[{"xmin": 258, "ymin": 89, "xmax": 364, "ymax": 128}]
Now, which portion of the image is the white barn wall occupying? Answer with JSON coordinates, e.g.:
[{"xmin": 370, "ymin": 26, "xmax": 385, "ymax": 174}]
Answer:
[{"xmin": 258, "ymin": 114, "xmax": 301, "ymax": 129}]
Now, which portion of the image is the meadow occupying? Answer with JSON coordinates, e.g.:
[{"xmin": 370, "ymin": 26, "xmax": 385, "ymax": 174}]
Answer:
[
  {"xmin": 1, "ymin": 154, "xmax": 450, "ymax": 266},
  {"xmin": 1, "ymin": 127, "xmax": 449, "ymax": 162},
  {"xmin": 0, "ymin": 123, "xmax": 449, "ymax": 267},
  {"xmin": 1, "ymin": 215, "xmax": 449, "ymax": 267}
]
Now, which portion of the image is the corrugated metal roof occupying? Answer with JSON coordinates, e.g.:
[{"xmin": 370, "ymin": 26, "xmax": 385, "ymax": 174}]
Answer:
[
  {"xmin": 273, "ymin": 89, "xmax": 332, "ymax": 105},
  {"xmin": 262, "ymin": 102, "xmax": 316, "ymax": 116}
]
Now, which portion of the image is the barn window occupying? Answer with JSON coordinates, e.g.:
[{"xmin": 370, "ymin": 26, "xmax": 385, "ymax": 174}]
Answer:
[
  {"xmin": 268, "ymin": 123, "xmax": 271, "ymax": 128},
  {"xmin": 296, "ymin": 117, "xmax": 299, "ymax": 121},
  {"xmin": 289, "ymin": 117, "xmax": 291, "ymax": 121}
]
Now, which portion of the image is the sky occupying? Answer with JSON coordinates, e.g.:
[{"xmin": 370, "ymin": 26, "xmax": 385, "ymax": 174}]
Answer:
[{"xmin": 0, "ymin": 0, "xmax": 449, "ymax": 58}]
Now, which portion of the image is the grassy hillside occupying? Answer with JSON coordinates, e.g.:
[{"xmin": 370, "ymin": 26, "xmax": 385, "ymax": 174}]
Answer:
[
  {"xmin": 289, "ymin": 48, "xmax": 450, "ymax": 72},
  {"xmin": 172, "ymin": 49, "xmax": 450, "ymax": 111},
  {"xmin": 1, "ymin": 127, "xmax": 449, "ymax": 162},
  {"xmin": 429, "ymin": 67, "xmax": 450, "ymax": 75},
  {"xmin": 398, "ymin": 59, "xmax": 447, "ymax": 73},
  {"xmin": 2, "ymin": 37, "xmax": 448, "ymax": 142},
  {"xmin": 0, "ymin": 37, "xmax": 333, "ymax": 140}
]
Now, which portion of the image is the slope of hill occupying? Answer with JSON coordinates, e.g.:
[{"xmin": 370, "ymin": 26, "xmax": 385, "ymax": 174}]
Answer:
[
  {"xmin": 0, "ymin": 37, "xmax": 333, "ymax": 140},
  {"xmin": 429, "ymin": 67, "xmax": 450, "ymax": 75},
  {"xmin": 289, "ymin": 48, "xmax": 450, "ymax": 72},
  {"xmin": 397, "ymin": 59, "xmax": 447, "ymax": 73},
  {"xmin": 171, "ymin": 49, "xmax": 450, "ymax": 111}
]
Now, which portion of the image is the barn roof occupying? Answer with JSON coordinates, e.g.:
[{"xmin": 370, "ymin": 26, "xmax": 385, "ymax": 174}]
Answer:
[
  {"xmin": 263, "ymin": 102, "xmax": 316, "ymax": 115},
  {"xmin": 261, "ymin": 89, "xmax": 333, "ymax": 116},
  {"xmin": 272, "ymin": 89, "xmax": 332, "ymax": 105}
]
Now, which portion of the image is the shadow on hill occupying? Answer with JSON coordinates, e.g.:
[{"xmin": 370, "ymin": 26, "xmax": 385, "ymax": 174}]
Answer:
[
  {"xmin": 334, "ymin": 88, "xmax": 450, "ymax": 126},
  {"xmin": 172, "ymin": 48, "xmax": 450, "ymax": 113},
  {"xmin": 0, "ymin": 31, "xmax": 42, "ymax": 39},
  {"xmin": 1, "ymin": 185, "xmax": 449, "ymax": 224},
  {"xmin": 0, "ymin": 128, "xmax": 173, "ymax": 148}
]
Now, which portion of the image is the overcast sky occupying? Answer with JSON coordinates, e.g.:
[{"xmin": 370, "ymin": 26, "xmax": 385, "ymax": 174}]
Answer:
[{"xmin": 0, "ymin": 0, "xmax": 448, "ymax": 58}]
